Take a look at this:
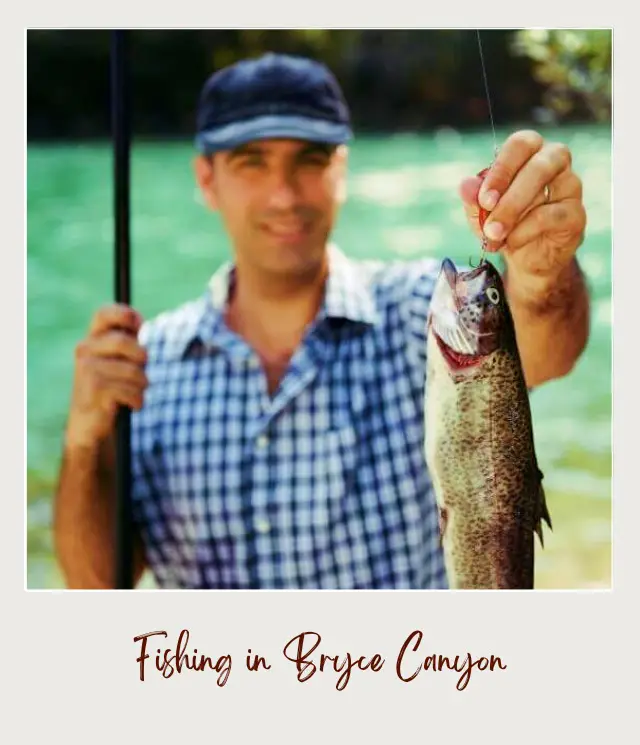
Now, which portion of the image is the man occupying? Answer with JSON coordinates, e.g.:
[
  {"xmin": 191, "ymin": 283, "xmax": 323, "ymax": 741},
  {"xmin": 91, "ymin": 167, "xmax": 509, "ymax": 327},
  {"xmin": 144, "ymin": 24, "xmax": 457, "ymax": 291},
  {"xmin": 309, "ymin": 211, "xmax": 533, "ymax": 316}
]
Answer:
[{"xmin": 53, "ymin": 53, "xmax": 590, "ymax": 589}]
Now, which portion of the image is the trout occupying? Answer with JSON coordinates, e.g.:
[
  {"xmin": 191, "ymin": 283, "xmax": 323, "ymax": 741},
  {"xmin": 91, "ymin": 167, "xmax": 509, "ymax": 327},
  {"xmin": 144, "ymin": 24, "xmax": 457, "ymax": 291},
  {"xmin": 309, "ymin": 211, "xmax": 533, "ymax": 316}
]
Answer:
[{"xmin": 424, "ymin": 257, "xmax": 552, "ymax": 589}]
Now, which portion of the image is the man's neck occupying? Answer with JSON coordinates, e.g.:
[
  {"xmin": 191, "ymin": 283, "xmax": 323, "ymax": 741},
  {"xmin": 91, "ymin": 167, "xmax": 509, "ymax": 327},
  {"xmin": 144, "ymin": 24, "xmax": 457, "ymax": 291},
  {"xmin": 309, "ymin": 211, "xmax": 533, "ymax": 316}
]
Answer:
[{"xmin": 225, "ymin": 255, "xmax": 329, "ymax": 361}]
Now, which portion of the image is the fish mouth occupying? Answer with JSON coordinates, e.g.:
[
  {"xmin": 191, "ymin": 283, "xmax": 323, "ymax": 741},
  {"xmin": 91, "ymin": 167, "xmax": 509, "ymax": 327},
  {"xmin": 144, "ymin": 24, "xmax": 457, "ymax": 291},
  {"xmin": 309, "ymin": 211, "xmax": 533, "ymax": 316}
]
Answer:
[
  {"xmin": 433, "ymin": 327, "xmax": 485, "ymax": 370},
  {"xmin": 441, "ymin": 257, "xmax": 457, "ymax": 290},
  {"xmin": 429, "ymin": 258, "xmax": 490, "ymax": 371}
]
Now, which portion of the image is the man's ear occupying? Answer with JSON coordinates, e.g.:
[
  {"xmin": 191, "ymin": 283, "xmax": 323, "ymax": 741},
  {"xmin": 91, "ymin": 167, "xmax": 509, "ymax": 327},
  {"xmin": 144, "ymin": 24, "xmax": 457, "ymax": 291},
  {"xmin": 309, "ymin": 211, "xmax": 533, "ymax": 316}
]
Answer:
[
  {"xmin": 335, "ymin": 145, "xmax": 348, "ymax": 205},
  {"xmin": 193, "ymin": 154, "xmax": 219, "ymax": 211}
]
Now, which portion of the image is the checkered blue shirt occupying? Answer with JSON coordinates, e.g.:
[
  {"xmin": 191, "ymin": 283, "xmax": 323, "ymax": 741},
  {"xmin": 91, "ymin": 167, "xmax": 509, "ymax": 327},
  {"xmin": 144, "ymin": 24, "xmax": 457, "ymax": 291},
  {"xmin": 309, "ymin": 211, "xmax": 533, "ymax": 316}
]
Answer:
[{"xmin": 131, "ymin": 246, "xmax": 447, "ymax": 589}]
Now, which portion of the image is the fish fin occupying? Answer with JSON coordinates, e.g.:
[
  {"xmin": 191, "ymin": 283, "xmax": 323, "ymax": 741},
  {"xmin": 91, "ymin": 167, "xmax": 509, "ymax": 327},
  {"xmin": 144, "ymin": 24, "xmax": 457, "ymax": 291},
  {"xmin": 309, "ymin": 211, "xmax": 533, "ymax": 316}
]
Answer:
[
  {"xmin": 438, "ymin": 506, "xmax": 448, "ymax": 548},
  {"xmin": 535, "ymin": 480, "xmax": 553, "ymax": 548}
]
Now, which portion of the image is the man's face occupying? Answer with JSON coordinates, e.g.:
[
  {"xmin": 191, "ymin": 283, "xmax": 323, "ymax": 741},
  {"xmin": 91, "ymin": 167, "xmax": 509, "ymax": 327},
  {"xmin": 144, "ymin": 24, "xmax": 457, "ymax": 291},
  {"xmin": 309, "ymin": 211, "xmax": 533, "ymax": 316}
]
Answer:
[{"xmin": 194, "ymin": 138, "xmax": 347, "ymax": 278}]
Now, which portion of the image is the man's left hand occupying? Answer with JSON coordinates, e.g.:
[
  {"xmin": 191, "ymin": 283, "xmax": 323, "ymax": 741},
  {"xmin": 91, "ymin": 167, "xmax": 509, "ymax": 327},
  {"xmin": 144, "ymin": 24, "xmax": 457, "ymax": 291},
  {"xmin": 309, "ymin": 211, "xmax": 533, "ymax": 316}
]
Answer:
[{"xmin": 459, "ymin": 129, "xmax": 586, "ymax": 291}]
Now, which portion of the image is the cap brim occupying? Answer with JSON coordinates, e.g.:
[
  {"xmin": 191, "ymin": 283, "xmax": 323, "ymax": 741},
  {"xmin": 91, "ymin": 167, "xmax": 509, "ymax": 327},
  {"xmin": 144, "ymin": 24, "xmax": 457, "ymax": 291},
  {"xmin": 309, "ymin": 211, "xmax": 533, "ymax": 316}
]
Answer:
[{"xmin": 195, "ymin": 114, "xmax": 353, "ymax": 155}]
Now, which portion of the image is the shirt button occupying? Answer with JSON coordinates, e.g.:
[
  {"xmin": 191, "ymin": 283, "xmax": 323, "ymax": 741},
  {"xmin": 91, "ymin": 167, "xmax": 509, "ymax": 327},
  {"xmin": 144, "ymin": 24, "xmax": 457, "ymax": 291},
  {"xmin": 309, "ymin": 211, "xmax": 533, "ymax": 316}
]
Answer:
[
  {"xmin": 257, "ymin": 434, "xmax": 269, "ymax": 448},
  {"xmin": 255, "ymin": 518, "xmax": 271, "ymax": 534}
]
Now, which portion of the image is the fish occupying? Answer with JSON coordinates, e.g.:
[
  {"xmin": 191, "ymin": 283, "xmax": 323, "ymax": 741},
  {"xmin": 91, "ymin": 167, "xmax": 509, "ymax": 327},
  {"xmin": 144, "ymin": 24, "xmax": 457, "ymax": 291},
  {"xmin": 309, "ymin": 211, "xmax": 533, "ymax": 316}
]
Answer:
[{"xmin": 424, "ymin": 257, "xmax": 552, "ymax": 589}]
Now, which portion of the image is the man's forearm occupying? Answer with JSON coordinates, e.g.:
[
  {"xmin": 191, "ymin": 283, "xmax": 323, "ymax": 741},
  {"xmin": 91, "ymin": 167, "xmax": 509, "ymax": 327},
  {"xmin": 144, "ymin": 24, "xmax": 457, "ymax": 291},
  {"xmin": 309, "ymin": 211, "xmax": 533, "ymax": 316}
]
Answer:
[
  {"xmin": 503, "ymin": 258, "xmax": 590, "ymax": 388},
  {"xmin": 53, "ymin": 438, "xmax": 145, "ymax": 589}
]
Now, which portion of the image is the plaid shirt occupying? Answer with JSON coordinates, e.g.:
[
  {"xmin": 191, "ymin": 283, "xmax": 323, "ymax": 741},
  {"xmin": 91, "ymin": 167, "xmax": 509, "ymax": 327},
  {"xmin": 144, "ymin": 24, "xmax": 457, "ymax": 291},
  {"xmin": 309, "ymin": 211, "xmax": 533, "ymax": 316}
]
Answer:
[{"xmin": 131, "ymin": 246, "xmax": 447, "ymax": 589}]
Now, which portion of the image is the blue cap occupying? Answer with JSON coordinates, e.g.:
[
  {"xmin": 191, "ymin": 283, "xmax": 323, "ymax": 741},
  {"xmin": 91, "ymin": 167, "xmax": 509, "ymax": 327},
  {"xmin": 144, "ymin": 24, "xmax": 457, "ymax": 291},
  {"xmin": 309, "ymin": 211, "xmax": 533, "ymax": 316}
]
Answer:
[{"xmin": 194, "ymin": 53, "xmax": 353, "ymax": 155}]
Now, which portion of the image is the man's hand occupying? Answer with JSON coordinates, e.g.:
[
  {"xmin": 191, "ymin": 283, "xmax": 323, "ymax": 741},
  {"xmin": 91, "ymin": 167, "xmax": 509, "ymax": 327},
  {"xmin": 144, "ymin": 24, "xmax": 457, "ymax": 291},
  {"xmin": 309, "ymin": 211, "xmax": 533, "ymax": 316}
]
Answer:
[
  {"xmin": 66, "ymin": 304, "xmax": 148, "ymax": 451},
  {"xmin": 458, "ymin": 129, "xmax": 590, "ymax": 387},
  {"xmin": 459, "ymin": 129, "xmax": 586, "ymax": 297}
]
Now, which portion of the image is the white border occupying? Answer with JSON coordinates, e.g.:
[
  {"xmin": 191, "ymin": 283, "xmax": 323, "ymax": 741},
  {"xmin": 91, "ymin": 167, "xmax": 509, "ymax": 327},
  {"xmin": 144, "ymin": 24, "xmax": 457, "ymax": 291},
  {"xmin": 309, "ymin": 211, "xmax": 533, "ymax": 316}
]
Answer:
[{"xmin": 14, "ymin": 11, "xmax": 634, "ymax": 743}]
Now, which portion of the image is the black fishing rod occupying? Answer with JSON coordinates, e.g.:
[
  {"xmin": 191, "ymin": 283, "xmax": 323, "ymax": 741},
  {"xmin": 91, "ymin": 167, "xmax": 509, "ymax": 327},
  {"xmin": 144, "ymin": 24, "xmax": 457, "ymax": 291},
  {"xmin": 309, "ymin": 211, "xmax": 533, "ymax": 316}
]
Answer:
[{"xmin": 111, "ymin": 30, "xmax": 134, "ymax": 589}]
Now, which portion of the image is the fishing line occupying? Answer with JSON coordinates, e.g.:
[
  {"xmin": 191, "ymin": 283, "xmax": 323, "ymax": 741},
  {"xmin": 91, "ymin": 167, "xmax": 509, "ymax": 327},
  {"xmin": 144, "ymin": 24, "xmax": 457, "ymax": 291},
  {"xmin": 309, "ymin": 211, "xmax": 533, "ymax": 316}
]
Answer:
[
  {"xmin": 476, "ymin": 30, "xmax": 499, "ymax": 159},
  {"xmin": 475, "ymin": 30, "xmax": 499, "ymax": 267}
]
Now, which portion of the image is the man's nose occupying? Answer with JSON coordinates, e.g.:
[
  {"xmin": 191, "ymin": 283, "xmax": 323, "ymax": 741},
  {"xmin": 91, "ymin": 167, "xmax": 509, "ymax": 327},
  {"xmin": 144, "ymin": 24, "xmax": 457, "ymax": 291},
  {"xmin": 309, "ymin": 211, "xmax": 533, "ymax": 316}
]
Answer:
[{"xmin": 266, "ymin": 167, "xmax": 299, "ymax": 210}]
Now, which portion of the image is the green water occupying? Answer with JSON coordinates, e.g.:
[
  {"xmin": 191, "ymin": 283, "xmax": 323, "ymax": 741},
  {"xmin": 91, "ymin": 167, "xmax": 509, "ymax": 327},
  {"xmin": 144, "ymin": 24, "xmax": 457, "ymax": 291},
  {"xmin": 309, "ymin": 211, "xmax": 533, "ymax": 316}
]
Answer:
[{"xmin": 27, "ymin": 125, "xmax": 612, "ymax": 589}]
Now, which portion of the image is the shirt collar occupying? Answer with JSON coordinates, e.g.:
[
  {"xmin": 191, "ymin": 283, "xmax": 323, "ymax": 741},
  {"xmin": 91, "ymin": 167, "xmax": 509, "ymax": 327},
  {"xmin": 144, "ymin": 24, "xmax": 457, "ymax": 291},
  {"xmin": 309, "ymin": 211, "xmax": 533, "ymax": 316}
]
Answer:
[
  {"xmin": 169, "ymin": 244, "xmax": 379, "ymax": 360},
  {"xmin": 320, "ymin": 244, "xmax": 379, "ymax": 326}
]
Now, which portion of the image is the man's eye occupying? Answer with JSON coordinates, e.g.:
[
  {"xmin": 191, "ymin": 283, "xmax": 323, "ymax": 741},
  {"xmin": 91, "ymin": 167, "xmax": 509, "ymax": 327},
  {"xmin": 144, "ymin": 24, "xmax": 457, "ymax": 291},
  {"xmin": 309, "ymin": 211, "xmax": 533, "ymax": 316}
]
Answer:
[
  {"xmin": 299, "ymin": 152, "xmax": 329, "ymax": 166},
  {"xmin": 238, "ymin": 155, "xmax": 265, "ymax": 167}
]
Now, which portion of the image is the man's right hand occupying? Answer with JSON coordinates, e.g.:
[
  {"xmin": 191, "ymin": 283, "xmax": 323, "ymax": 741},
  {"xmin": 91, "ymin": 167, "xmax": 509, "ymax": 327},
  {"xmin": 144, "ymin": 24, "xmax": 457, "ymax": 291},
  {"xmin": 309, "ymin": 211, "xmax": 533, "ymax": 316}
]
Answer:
[{"xmin": 65, "ymin": 304, "xmax": 148, "ymax": 451}]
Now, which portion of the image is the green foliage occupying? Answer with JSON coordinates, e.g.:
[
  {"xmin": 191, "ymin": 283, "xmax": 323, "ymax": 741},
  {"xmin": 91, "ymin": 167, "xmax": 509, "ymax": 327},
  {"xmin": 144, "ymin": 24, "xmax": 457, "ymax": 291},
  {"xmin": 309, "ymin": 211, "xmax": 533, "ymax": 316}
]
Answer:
[
  {"xmin": 511, "ymin": 30, "xmax": 612, "ymax": 122},
  {"xmin": 27, "ymin": 29, "xmax": 611, "ymax": 138}
]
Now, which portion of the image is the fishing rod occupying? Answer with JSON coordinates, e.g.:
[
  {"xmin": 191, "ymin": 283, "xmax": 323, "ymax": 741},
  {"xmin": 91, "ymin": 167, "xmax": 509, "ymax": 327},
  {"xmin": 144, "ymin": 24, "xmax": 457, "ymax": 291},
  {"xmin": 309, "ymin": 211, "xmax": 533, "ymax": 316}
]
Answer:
[{"xmin": 111, "ymin": 29, "xmax": 134, "ymax": 589}]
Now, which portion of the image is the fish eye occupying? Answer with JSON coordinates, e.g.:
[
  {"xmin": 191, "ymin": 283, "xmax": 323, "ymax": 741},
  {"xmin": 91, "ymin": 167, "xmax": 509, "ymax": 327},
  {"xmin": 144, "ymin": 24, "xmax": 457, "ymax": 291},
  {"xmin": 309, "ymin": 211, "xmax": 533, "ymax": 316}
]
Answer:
[{"xmin": 486, "ymin": 287, "xmax": 500, "ymax": 305}]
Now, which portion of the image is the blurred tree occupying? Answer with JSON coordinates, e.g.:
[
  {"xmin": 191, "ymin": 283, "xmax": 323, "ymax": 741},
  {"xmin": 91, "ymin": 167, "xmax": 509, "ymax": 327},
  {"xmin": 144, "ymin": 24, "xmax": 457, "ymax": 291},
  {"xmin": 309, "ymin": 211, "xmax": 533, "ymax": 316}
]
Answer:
[
  {"xmin": 29, "ymin": 29, "xmax": 600, "ymax": 139},
  {"xmin": 511, "ymin": 29, "xmax": 611, "ymax": 122}
]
